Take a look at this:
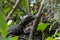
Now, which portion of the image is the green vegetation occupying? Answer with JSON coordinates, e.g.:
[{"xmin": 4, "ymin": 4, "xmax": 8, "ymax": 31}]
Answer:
[{"xmin": 0, "ymin": 0, "xmax": 60, "ymax": 40}]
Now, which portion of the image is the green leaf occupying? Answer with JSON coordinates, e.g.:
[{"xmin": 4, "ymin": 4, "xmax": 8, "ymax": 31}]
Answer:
[
  {"xmin": 0, "ymin": 13, "xmax": 7, "ymax": 37},
  {"xmin": 0, "ymin": 36, "xmax": 12, "ymax": 40},
  {"xmin": 0, "ymin": 36, "xmax": 18, "ymax": 40},
  {"xmin": 12, "ymin": 36, "xmax": 18, "ymax": 40},
  {"xmin": 37, "ymin": 22, "xmax": 50, "ymax": 31},
  {"xmin": 45, "ymin": 37, "xmax": 55, "ymax": 40}
]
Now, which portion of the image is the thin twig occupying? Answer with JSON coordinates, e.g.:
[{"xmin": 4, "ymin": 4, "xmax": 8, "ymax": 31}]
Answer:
[
  {"xmin": 8, "ymin": 0, "xmax": 27, "ymax": 15},
  {"xmin": 6, "ymin": 0, "xmax": 20, "ymax": 20}
]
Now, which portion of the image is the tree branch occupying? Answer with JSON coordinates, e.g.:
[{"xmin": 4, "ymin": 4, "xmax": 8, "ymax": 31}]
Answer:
[
  {"xmin": 28, "ymin": 0, "xmax": 45, "ymax": 40},
  {"xmin": 8, "ymin": 0, "xmax": 27, "ymax": 15},
  {"xmin": 27, "ymin": 0, "xmax": 31, "ymax": 14},
  {"xmin": 6, "ymin": 0, "xmax": 20, "ymax": 20}
]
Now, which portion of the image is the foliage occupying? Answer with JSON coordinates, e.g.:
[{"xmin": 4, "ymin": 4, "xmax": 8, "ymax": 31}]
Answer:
[
  {"xmin": 37, "ymin": 22, "xmax": 50, "ymax": 31},
  {"xmin": 19, "ymin": 0, "xmax": 28, "ymax": 12},
  {"xmin": 0, "ymin": 13, "xmax": 7, "ymax": 36},
  {"xmin": 0, "ymin": 36, "xmax": 18, "ymax": 40},
  {"xmin": 0, "ymin": 0, "xmax": 60, "ymax": 40},
  {"xmin": 45, "ymin": 37, "xmax": 55, "ymax": 40}
]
